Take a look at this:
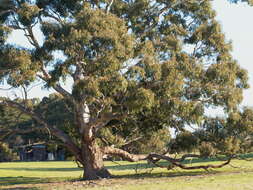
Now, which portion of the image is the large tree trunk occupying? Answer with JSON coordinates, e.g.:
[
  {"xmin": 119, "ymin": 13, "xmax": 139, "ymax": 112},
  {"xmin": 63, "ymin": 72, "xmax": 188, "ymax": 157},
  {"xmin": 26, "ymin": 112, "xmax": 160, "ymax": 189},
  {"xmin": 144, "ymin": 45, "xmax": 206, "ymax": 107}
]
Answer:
[
  {"xmin": 74, "ymin": 101, "xmax": 111, "ymax": 179},
  {"xmin": 80, "ymin": 140, "xmax": 111, "ymax": 180}
]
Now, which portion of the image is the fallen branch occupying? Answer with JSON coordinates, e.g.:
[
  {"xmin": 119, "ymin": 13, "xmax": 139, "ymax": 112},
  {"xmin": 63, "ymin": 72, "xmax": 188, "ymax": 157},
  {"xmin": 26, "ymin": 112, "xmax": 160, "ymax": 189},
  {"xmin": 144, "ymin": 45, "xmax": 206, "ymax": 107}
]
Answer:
[
  {"xmin": 146, "ymin": 154, "xmax": 232, "ymax": 171},
  {"xmin": 103, "ymin": 146, "xmax": 233, "ymax": 172},
  {"xmin": 102, "ymin": 146, "xmax": 147, "ymax": 162}
]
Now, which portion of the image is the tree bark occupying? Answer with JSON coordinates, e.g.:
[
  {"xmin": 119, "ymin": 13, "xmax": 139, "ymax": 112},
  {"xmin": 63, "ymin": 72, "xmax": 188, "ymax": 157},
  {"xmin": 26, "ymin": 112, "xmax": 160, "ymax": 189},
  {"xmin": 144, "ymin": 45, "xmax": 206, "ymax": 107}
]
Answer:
[
  {"xmin": 73, "ymin": 101, "xmax": 111, "ymax": 179},
  {"xmin": 102, "ymin": 146, "xmax": 147, "ymax": 162},
  {"xmin": 80, "ymin": 140, "xmax": 111, "ymax": 180}
]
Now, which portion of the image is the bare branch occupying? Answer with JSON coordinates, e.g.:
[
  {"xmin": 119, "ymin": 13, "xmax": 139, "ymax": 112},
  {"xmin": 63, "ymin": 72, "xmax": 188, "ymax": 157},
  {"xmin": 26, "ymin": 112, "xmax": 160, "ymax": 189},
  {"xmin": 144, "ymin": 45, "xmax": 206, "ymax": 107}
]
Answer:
[
  {"xmin": 24, "ymin": 26, "xmax": 40, "ymax": 49},
  {"xmin": 0, "ymin": 10, "xmax": 12, "ymax": 16},
  {"xmin": 37, "ymin": 72, "xmax": 72, "ymax": 99},
  {"xmin": 106, "ymin": 0, "xmax": 114, "ymax": 14},
  {"xmin": 44, "ymin": 11, "xmax": 63, "ymax": 24}
]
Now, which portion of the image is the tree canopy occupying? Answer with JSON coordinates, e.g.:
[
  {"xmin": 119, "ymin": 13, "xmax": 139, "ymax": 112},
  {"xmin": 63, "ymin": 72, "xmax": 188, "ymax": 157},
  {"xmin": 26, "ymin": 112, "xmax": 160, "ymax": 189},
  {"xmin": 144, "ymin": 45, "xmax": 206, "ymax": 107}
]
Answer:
[{"xmin": 0, "ymin": 0, "xmax": 252, "ymax": 180}]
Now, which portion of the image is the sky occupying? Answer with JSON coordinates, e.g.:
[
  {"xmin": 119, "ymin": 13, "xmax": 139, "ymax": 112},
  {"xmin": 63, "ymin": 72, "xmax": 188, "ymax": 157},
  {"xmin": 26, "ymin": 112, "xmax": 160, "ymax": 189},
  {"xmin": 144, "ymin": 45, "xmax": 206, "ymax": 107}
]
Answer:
[
  {"xmin": 1, "ymin": 0, "xmax": 253, "ymax": 107},
  {"xmin": 213, "ymin": 0, "xmax": 253, "ymax": 107}
]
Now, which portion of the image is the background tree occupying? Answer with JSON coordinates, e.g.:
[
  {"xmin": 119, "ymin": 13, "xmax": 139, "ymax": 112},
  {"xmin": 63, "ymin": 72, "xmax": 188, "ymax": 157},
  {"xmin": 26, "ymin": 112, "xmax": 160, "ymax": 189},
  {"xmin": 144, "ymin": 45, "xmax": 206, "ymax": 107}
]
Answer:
[
  {"xmin": 170, "ymin": 108, "xmax": 253, "ymax": 158},
  {"xmin": 0, "ymin": 142, "xmax": 17, "ymax": 162},
  {"xmin": 0, "ymin": 98, "xmax": 42, "ymax": 145},
  {"xmin": 0, "ymin": 0, "xmax": 251, "ymax": 179}
]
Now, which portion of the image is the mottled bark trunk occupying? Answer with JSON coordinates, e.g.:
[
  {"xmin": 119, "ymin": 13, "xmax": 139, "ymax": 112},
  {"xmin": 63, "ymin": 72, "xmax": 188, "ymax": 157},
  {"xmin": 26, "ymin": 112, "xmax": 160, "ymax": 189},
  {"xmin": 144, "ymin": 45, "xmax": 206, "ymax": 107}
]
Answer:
[
  {"xmin": 80, "ymin": 140, "xmax": 111, "ymax": 180},
  {"xmin": 73, "ymin": 101, "xmax": 110, "ymax": 179}
]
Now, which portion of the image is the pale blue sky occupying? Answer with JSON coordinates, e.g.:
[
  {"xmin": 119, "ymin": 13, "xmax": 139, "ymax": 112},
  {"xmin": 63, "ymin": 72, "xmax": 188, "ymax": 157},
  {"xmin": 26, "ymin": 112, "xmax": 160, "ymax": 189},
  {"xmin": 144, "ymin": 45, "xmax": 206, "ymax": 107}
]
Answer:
[
  {"xmin": 1, "ymin": 1, "xmax": 253, "ymax": 107},
  {"xmin": 213, "ymin": 0, "xmax": 253, "ymax": 107}
]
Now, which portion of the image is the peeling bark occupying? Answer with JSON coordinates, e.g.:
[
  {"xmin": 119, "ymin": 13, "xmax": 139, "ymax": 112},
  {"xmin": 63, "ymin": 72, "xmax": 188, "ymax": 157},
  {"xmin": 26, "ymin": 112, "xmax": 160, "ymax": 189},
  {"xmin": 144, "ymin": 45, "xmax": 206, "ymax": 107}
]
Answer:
[
  {"xmin": 81, "ymin": 141, "xmax": 111, "ymax": 179},
  {"xmin": 73, "ymin": 100, "xmax": 112, "ymax": 179}
]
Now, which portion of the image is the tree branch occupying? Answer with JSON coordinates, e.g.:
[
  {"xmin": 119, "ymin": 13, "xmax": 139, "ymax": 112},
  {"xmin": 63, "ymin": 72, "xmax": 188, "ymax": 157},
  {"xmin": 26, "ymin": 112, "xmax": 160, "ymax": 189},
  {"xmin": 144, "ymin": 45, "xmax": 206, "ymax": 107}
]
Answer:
[
  {"xmin": 103, "ymin": 146, "xmax": 233, "ymax": 171},
  {"xmin": 102, "ymin": 146, "xmax": 147, "ymax": 162},
  {"xmin": 37, "ymin": 73, "xmax": 72, "ymax": 99},
  {"xmin": 106, "ymin": 0, "xmax": 114, "ymax": 13},
  {"xmin": 147, "ymin": 153, "xmax": 233, "ymax": 171},
  {"xmin": 44, "ymin": 10, "xmax": 63, "ymax": 24}
]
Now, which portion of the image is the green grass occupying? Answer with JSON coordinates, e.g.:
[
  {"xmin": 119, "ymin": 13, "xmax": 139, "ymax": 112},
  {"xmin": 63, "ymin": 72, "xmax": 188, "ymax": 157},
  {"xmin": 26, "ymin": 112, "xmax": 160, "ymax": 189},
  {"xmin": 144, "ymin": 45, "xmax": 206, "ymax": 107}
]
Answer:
[{"xmin": 0, "ymin": 155, "xmax": 253, "ymax": 190}]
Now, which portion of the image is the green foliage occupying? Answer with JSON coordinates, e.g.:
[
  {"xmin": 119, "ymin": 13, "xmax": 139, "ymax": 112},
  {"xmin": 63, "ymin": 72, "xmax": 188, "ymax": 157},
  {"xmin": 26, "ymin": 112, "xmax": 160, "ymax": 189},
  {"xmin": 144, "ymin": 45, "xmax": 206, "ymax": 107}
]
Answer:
[
  {"xmin": 17, "ymin": 3, "xmax": 41, "ymax": 26},
  {"xmin": 169, "ymin": 131, "xmax": 198, "ymax": 153},
  {"xmin": 0, "ymin": 142, "xmax": 17, "ymax": 162},
  {"xmin": 227, "ymin": 108, "xmax": 253, "ymax": 133},
  {"xmin": 1, "ymin": 0, "xmax": 249, "ymax": 117},
  {"xmin": 193, "ymin": 108, "xmax": 253, "ymax": 156},
  {"xmin": 35, "ymin": 94, "xmax": 78, "ymax": 143},
  {"xmin": 0, "ymin": 0, "xmax": 252, "ymax": 167},
  {"xmin": 0, "ymin": 26, "xmax": 11, "ymax": 44},
  {"xmin": 131, "ymin": 129, "xmax": 170, "ymax": 154},
  {"xmin": 0, "ymin": 46, "xmax": 39, "ymax": 86},
  {"xmin": 199, "ymin": 142, "xmax": 216, "ymax": 158},
  {"xmin": 126, "ymin": 88, "xmax": 155, "ymax": 113},
  {"xmin": 216, "ymin": 137, "xmax": 241, "ymax": 155},
  {"xmin": 37, "ymin": 0, "xmax": 82, "ymax": 17},
  {"xmin": 98, "ymin": 126, "xmax": 170, "ymax": 154}
]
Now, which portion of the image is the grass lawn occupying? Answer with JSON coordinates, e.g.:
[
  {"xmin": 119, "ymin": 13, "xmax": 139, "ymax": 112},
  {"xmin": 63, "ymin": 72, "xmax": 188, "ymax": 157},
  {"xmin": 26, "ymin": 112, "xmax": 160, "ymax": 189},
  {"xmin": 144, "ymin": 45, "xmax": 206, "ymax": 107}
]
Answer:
[{"xmin": 0, "ymin": 155, "xmax": 253, "ymax": 190}]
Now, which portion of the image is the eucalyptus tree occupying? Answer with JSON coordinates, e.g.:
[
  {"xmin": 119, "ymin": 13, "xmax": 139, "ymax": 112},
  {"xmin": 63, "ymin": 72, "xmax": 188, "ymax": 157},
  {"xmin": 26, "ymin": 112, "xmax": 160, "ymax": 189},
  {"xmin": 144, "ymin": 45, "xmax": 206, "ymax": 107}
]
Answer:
[{"xmin": 0, "ymin": 0, "xmax": 250, "ymax": 179}]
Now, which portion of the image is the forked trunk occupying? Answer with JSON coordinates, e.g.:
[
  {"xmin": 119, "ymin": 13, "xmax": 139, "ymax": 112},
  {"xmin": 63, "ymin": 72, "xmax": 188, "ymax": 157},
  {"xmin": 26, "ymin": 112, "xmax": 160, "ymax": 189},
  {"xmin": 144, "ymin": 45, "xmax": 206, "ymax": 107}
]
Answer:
[{"xmin": 80, "ymin": 140, "xmax": 111, "ymax": 180}]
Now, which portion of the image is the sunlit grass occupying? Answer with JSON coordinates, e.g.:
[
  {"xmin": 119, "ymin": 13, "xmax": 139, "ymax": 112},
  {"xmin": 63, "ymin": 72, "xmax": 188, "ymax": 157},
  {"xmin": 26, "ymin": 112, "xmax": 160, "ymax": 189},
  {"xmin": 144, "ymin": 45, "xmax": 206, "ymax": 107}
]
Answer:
[
  {"xmin": 0, "ymin": 161, "xmax": 82, "ymax": 186},
  {"xmin": 0, "ymin": 154, "xmax": 253, "ymax": 190}
]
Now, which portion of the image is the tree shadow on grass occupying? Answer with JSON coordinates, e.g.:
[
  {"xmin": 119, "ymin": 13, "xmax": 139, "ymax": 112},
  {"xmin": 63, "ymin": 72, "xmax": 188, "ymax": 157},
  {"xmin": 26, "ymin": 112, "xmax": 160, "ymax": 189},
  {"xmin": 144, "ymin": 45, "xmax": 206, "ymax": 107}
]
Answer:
[
  {"xmin": 107, "ymin": 158, "xmax": 227, "ymax": 179},
  {"xmin": 0, "ymin": 158, "xmax": 215, "ymax": 172},
  {"xmin": 106, "ymin": 157, "xmax": 223, "ymax": 171},
  {"xmin": 0, "ymin": 176, "xmax": 51, "ymax": 186},
  {"xmin": 112, "ymin": 169, "xmax": 220, "ymax": 179},
  {"xmin": 0, "ymin": 187, "xmax": 39, "ymax": 190},
  {"xmin": 0, "ymin": 167, "xmax": 82, "ymax": 172},
  {"xmin": 0, "ymin": 161, "xmax": 209, "ymax": 173},
  {"xmin": 0, "ymin": 168, "xmax": 224, "ymax": 190}
]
